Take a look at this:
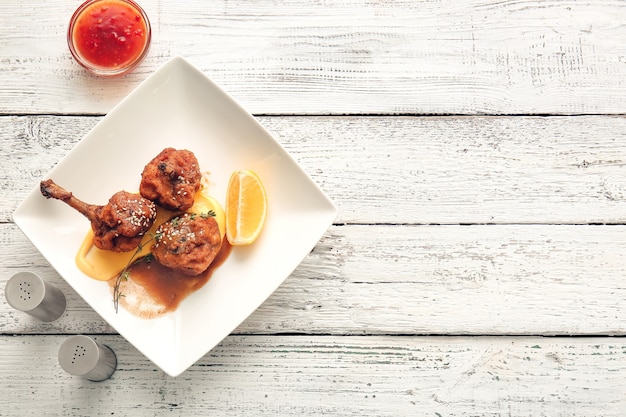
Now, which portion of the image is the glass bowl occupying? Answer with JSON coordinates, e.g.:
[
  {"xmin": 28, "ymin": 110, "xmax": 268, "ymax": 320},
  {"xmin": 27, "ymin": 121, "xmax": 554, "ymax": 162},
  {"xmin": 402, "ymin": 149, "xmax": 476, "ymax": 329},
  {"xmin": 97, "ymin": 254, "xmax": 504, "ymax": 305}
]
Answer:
[{"xmin": 67, "ymin": 0, "xmax": 151, "ymax": 76}]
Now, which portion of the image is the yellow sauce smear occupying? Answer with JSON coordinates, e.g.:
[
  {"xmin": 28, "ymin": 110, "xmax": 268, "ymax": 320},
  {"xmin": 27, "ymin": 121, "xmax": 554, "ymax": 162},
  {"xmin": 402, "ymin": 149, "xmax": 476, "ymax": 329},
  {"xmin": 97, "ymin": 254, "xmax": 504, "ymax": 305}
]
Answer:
[{"xmin": 75, "ymin": 191, "xmax": 226, "ymax": 281}]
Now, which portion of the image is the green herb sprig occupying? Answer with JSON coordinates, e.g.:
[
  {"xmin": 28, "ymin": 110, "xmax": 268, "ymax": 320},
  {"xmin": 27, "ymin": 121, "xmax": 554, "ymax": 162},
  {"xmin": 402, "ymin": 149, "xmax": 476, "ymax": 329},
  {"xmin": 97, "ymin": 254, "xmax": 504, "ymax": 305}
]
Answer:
[
  {"xmin": 113, "ymin": 230, "xmax": 162, "ymax": 313},
  {"xmin": 112, "ymin": 210, "xmax": 215, "ymax": 313}
]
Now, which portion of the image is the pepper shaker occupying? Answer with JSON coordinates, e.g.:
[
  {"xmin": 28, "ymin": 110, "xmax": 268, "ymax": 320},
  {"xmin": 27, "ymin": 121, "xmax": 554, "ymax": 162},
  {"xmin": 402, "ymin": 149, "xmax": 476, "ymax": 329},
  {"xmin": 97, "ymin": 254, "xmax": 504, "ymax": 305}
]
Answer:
[{"xmin": 58, "ymin": 335, "xmax": 117, "ymax": 382}]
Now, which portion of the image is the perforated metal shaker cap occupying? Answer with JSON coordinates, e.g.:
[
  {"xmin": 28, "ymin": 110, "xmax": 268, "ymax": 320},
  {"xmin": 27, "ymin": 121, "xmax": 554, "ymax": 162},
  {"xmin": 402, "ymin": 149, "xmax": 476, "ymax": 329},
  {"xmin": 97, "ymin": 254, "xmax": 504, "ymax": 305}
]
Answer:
[
  {"xmin": 58, "ymin": 335, "xmax": 117, "ymax": 382},
  {"xmin": 4, "ymin": 271, "xmax": 66, "ymax": 322}
]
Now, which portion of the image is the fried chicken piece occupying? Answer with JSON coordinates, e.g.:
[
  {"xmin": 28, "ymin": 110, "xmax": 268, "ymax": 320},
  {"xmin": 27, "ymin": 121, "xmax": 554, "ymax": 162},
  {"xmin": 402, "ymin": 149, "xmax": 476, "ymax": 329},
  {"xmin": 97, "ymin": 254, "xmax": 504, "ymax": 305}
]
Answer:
[
  {"xmin": 139, "ymin": 148, "xmax": 202, "ymax": 211},
  {"xmin": 40, "ymin": 179, "xmax": 157, "ymax": 252},
  {"xmin": 153, "ymin": 213, "xmax": 222, "ymax": 276}
]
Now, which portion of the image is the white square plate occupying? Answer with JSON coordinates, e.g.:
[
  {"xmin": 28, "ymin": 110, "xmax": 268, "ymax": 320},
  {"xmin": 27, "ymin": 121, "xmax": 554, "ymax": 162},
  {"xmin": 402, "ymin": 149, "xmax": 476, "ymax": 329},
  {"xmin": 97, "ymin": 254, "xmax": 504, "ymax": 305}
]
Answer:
[{"xmin": 13, "ymin": 56, "xmax": 337, "ymax": 377}]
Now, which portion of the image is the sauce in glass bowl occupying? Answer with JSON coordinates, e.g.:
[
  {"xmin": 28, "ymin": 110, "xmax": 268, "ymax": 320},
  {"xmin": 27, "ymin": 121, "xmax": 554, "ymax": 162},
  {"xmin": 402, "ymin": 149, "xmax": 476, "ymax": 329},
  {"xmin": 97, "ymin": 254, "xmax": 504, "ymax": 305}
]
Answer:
[{"xmin": 68, "ymin": 0, "xmax": 151, "ymax": 76}]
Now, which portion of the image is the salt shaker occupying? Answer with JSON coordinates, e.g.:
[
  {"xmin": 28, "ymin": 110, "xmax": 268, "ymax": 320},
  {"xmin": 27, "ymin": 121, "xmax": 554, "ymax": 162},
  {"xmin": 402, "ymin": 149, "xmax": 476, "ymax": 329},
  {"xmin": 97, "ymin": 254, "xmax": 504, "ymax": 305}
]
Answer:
[
  {"xmin": 58, "ymin": 335, "xmax": 117, "ymax": 382},
  {"xmin": 4, "ymin": 271, "xmax": 66, "ymax": 322}
]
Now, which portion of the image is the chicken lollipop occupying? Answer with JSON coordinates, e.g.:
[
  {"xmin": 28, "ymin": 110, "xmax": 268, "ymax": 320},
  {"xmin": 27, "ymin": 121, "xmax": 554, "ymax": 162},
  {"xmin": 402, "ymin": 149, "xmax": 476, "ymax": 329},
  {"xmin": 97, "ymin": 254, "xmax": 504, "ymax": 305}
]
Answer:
[
  {"xmin": 40, "ymin": 179, "xmax": 157, "ymax": 252},
  {"xmin": 139, "ymin": 148, "xmax": 202, "ymax": 211},
  {"xmin": 153, "ymin": 213, "xmax": 222, "ymax": 276}
]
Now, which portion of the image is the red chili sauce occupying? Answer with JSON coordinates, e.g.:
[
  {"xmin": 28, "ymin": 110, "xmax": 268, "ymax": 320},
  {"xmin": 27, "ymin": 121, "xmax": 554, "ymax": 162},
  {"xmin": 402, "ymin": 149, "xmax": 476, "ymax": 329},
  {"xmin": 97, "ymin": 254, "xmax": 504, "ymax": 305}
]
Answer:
[{"xmin": 71, "ymin": 0, "xmax": 149, "ymax": 70}]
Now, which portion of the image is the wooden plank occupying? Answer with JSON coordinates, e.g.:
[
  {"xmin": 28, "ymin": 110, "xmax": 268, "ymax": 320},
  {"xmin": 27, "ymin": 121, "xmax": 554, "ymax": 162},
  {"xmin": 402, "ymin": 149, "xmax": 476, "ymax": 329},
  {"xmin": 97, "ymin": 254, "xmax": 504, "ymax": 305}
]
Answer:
[
  {"xmin": 2, "ymin": 115, "xmax": 626, "ymax": 224},
  {"xmin": 1, "ymin": 335, "xmax": 624, "ymax": 416},
  {"xmin": 3, "ymin": 223, "xmax": 626, "ymax": 335},
  {"xmin": 1, "ymin": 0, "xmax": 625, "ymax": 115}
]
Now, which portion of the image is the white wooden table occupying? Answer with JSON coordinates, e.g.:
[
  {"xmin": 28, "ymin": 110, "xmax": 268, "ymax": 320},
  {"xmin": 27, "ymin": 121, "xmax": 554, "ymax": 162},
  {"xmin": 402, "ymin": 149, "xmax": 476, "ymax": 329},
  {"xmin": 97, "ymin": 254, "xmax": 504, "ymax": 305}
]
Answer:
[{"xmin": 2, "ymin": 0, "xmax": 626, "ymax": 415}]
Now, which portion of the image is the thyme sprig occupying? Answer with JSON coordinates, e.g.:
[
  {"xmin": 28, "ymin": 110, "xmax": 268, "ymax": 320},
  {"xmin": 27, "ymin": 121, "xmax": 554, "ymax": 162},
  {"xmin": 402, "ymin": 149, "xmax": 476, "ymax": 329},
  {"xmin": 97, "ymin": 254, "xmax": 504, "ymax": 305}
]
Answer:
[
  {"xmin": 189, "ymin": 210, "xmax": 216, "ymax": 220},
  {"xmin": 113, "ymin": 230, "xmax": 162, "ymax": 313},
  {"xmin": 111, "ymin": 210, "xmax": 215, "ymax": 313},
  {"xmin": 201, "ymin": 210, "xmax": 216, "ymax": 218}
]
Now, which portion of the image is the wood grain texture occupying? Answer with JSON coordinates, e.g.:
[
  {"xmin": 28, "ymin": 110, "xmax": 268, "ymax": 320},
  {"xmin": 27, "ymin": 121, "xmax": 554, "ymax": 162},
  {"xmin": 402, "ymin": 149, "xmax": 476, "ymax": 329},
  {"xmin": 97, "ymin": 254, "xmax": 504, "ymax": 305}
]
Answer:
[
  {"xmin": 1, "ymin": 335, "xmax": 624, "ymax": 416},
  {"xmin": 3, "ymin": 1, "xmax": 626, "ymax": 412},
  {"xmin": 3, "ymin": 223, "xmax": 626, "ymax": 335},
  {"xmin": 0, "ymin": 0, "xmax": 625, "ymax": 115},
  {"xmin": 2, "ymin": 115, "xmax": 626, "ymax": 224}
]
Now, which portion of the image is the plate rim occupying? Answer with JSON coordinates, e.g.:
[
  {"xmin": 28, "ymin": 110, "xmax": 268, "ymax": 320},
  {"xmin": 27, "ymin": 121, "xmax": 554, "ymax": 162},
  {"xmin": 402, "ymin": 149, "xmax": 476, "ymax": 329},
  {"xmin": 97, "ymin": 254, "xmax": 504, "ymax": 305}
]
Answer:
[{"xmin": 13, "ymin": 56, "xmax": 338, "ymax": 376}]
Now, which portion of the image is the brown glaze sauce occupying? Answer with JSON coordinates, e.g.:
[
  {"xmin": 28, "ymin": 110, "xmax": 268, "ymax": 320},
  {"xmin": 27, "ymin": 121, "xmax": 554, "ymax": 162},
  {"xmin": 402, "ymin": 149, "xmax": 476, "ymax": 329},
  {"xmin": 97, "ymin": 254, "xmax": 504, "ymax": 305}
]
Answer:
[{"xmin": 111, "ymin": 239, "xmax": 231, "ymax": 318}]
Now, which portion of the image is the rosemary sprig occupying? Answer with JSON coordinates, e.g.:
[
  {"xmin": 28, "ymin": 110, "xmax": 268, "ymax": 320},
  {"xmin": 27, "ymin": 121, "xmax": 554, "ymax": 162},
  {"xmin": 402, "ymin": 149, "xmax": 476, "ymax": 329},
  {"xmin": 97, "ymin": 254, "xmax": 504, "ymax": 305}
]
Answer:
[{"xmin": 113, "ymin": 231, "xmax": 162, "ymax": 313}]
